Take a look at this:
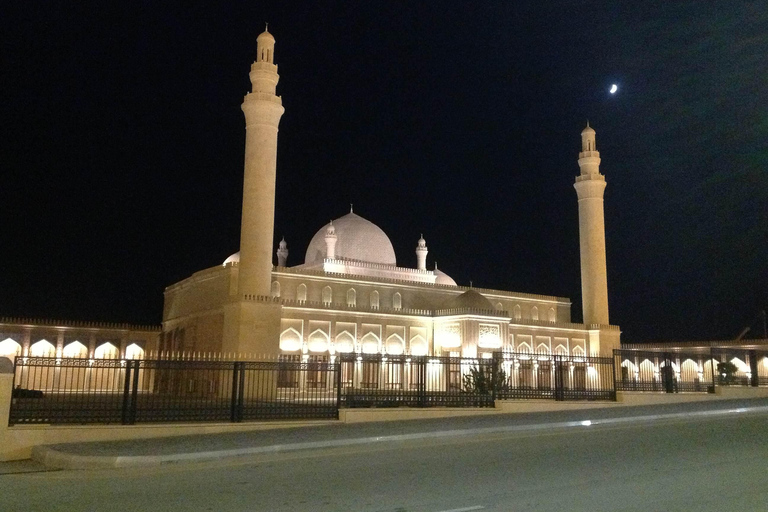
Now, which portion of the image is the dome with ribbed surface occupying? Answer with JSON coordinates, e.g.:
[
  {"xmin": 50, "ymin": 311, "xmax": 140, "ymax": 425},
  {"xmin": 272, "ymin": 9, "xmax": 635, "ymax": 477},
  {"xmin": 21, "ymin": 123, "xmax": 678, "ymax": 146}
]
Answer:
[
  {"xmin": 305, "ymin": 212, "xmax": 397, "ymax": 265},
  {"xmin": 434, "ymin": 268, "xmax": 457, "ymax": 286},
  {"xmin": 441, "ymin": 289, "xmax": 493, "ymax": 310}
]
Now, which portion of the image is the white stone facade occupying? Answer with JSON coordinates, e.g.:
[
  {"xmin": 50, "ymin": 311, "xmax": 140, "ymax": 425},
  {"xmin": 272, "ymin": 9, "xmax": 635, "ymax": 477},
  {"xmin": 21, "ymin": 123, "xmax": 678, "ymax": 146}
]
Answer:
[{"xmin": 161, "ymin": 29, "xmax": 621, "ymax": 359}]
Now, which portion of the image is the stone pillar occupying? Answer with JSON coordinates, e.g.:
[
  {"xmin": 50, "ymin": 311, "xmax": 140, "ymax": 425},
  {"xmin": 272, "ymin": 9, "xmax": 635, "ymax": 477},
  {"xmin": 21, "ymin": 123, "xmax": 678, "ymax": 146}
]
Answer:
[{"xmin": 0, "ymin": 357, "xmax": 14, "ymax": 460}]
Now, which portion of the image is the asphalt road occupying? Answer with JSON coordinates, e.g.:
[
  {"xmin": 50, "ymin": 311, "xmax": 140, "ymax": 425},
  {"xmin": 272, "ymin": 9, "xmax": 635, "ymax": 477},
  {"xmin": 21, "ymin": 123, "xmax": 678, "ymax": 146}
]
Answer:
[{"xmin": 2, "ymin": 408, "xmax": 768, "ymax": 511}]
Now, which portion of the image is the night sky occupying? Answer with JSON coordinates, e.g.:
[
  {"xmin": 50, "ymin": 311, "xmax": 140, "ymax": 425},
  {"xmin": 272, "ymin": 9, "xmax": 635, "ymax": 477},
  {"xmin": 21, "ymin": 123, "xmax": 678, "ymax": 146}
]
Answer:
[{"xmin": 3, "ymin": 2, "xmax": 767, "ymax": 342}]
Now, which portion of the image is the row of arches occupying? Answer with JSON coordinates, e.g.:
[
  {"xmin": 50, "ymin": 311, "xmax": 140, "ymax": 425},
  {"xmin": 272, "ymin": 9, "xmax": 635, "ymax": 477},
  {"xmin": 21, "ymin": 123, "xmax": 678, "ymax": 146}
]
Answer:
[
  {"xmin": 513, "ymin": 342, "xmax": 584, "ymax": 356},
  {"xmin": 509, "ymin": 305, "xmax": 557, "ymax": 322},
  {"xmin": 279, "ymin": 329, "xmax": 428, "ymax": 356},
  {"xmin": 272, "ymin": 282, "xmax": 402, "ymax": 309},
  {"xmin": 0, "ymin": 338, "xmax": 145, "ymax": 359}
]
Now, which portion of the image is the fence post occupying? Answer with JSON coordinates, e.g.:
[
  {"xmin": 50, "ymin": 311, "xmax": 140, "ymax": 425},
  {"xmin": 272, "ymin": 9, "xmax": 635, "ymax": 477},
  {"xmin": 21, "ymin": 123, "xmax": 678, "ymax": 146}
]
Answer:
[
  {"xmin": 121, "ymin": 360, "xmax": 133, "ymax": 425},
  {"xmin": 709, "ymin": 348, "xmax": 717, "ymax": 393},
  {"xmin": 237, "ymin": 363, "xmax": 246, "ymax": 421},
  {"xmin": 417, "ymin": 357, "xmax": 427, "ymax": 407},
  {"xmin": 230, "ymin": 362, "xmax": 241, "ymax": 422},
  {"xmin": 612, "ymin": 349, "xmax": 619, "ymax": 392},
  {"xmin": 491, "ymin": 352, "xmax": 499, "ymax": 403},
  {"xmin": 749, "ymin": 350, "xmax": 759, "ymax": 387},
  {"xmin": 662, "ymin": 352, "xmax": 674, "ymax": 393},
  {"xmin": 554, "ymin": 355, "xmax": 564, "ymax": 401},
  {"xmin": 335, "ymin": 361, "xmax": 342, "ymax": 414},
  {"xmin": 128, "ymin": 360, "xmax": 140, "ymax": 424}
]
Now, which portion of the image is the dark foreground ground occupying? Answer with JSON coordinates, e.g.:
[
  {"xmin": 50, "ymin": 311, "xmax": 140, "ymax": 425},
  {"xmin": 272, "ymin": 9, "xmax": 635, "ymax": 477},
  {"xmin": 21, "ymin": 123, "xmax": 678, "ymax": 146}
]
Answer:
[{"xmin": 1, "ymin": 401, "xmax": 767, "ymax": 511}]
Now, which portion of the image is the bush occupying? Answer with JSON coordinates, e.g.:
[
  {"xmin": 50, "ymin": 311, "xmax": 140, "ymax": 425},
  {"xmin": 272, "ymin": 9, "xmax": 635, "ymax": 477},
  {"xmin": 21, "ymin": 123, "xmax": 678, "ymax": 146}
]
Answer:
[
  {"xmin": 463, "ymin": 363, "xmax": 508, "ymax": 395},
  {"xmin": 717, "ymin": 361, "xmax": 739, "ymax": 385}
]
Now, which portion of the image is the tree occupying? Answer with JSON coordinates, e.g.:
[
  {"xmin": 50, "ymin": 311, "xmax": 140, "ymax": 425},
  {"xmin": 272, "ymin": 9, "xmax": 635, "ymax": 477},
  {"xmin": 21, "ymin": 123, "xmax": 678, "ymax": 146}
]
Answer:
[
  {"xmin": 717, "ymin": 361, "xmax": 739, "ymax": 385},
  {"xmin": 463, "ymin": 362, "xmax": 508, "ymax": 395}
]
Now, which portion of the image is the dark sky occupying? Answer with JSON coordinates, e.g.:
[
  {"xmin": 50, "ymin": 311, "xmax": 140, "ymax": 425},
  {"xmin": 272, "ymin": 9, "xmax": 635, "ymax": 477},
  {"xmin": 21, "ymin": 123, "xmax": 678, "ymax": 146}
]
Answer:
[{"xmin": 2, "ymin": 1, "xmax": 767, "ymax": 342}]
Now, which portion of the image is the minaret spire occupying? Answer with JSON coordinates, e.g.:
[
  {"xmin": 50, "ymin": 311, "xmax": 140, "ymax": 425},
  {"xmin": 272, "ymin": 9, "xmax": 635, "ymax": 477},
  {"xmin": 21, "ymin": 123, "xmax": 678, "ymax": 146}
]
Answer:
[
  {"xmin": 574, "ymin": 123, "xmax": 609, "ymax": 326},
  {"xmin": 325, "ymin": 221, "xmax": 338, "ymax": 259},
  {"xmin": 276, "ymin": 237, "xmax": 289, "ymax": 267},
  {"xmin": 415, "ymin": 234, "xmax": 428, "ymax": 271}
]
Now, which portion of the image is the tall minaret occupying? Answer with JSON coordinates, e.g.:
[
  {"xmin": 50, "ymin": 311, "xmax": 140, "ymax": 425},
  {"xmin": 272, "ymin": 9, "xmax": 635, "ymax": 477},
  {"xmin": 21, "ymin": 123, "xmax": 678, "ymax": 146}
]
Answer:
[
  {"xmin": 574, "ymin": 123, "xmax": 609, "ymax": 326},
  {"xmin": 324, "ymin": 221, "xmax": 337, "ymax": 259},
  {"xmin": 415, "ymin": 235, "xmax": 428, "ymax": 270},
  {"xmin": 238, "ymin": 27, "xmax": 285, "ymax": 298},
  {"xmin": 276, "ymin": 237, "xmax": 289, "ymax": 267}
]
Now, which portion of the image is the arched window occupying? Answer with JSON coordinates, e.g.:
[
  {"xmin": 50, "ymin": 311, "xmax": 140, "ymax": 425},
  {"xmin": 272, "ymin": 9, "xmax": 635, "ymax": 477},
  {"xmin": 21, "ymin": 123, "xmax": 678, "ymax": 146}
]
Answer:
[
  {"xmin": 334, "ymin": 331, "xmax": 355, "ymax": 353},
  {"xmin": 385, "ymin": 334, "xmax": 405, "ymax": 355},
  {"xmin": 29, "ymin": 339, "xmax": 56, "ymax": 357},
  {"xmin": 548, "ymin": 307, "xmax": 556, "ymax": 322},
  {"xmin": 271, "ymin": 281, "xmax": 281, "ymax": 298},
  {"xmin": 513, "ymin": 305, "xmax": 522, "ymax": 320},
  {"xmin": 322, "ymin": 286, "xmax": 332, "ymax": 305},
  {"xmin": 279, "ymin": 328, "xmax": 302, "ymax": 352},
  {"xmin": 125, "ymin": 343, "xmax": 144, "ymax": 360},
  {"xmin": 531, "ymin": 306, "xmax": 539, "ymax": 321},
  {"xmin": 94, "ymin": 342, "xmax": 119, "ymax": 359},
  {"xmin": 297, "ymin": 283, "xmax": 307, "ymax": 302},
  {"xmin": 393, "ymin": 292, "xmax": 402, "ymax": 310},
  {"xmin": 360, "ymin": 332, "xmax": 380, "ymax": 354},
  {"xmin": 62, "ymin": 341, "xmax": 88, "ymax": 358},
  {"xmin": 0, "ymin": 338, "xmax": 22, "ymax": 357},
  {"xmin": 370, "ymin": 290, "xmax": 380, "ymax": 309},
  {"xmin": 409, "ymin": 334, "xmax": 428, "ymax": 356},
  {"xmin": 347, "ymin": 288, "xmax": 356, "ymax": 307}
]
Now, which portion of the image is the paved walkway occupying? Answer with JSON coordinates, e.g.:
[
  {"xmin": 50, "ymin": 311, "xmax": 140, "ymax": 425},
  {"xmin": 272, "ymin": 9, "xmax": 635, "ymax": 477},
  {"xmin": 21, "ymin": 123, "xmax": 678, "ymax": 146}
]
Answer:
[{"xmin": 30, "ymin": 397, "xmax": 768, "ymax": 469}]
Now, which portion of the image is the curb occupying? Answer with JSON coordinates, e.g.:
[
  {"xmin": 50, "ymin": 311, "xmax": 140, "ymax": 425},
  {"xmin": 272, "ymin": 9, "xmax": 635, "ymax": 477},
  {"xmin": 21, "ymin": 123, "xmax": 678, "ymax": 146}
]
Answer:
[{"xmin": 32, "ymin": 405, "xmax": 768, "ymax": 470}]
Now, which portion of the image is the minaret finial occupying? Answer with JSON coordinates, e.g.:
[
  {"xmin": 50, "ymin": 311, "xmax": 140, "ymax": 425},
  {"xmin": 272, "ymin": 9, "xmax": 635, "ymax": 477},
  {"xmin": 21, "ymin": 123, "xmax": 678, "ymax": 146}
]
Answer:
[
  {"xmin": 350, "ymin": 204, "xmax": 353, "ymax": 214},
  {"xmin": 265, "ymin": 22, "xmax": 269, "ymax": 31}
]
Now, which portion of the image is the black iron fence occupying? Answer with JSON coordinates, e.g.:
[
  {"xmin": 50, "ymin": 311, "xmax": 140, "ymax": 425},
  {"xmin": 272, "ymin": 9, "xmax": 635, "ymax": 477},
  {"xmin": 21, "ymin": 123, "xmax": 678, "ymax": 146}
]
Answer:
[
  {"xmin": 9, "ymin": 357, "xmax": 339, "ymax": 425},
  {"xmin": 9, "ymin": 352, "xmax": 619, "ymax": 425},
  {"xmin": 496, "ymin": 351, "xmax": 616, "ymax": 401},
  {"xmin": 613, "ymin": 348, "xmax": 768, "ymax": 392},
  {"xmin": 338, "ymin": 351, "xmax": 616, "ymax": 406},
  {"xmin": 338, "ymin": 354, "xmax": 496, "ymax": 408}
]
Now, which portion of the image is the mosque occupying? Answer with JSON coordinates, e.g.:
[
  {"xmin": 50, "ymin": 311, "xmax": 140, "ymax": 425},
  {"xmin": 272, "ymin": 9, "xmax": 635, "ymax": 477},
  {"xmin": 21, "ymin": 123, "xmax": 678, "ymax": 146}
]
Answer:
[{"xmin": 159, "ymin": 28, "xmax": 621, "ymax": 364}]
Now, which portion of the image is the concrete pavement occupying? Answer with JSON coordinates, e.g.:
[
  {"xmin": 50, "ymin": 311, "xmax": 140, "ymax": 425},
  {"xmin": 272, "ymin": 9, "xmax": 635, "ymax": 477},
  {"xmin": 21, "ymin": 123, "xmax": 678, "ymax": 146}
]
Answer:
[
  {"xmin": 29, "ymin": 398, "xmax": 768, "ymax": 469},
  {"xmin": 3, "ymin": 399, "xmax": 768, "ymax": 512}
]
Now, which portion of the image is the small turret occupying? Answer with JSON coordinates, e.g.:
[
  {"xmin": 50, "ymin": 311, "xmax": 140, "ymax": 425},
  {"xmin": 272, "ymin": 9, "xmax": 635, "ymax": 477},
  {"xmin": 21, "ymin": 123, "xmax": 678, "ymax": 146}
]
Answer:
[
  {"xmin": 325, "ymin": 221, "xmax": 337, "ymax": 259},
  {"xmin": 415, "ymin": 235, "xmax": 428, "ymax": 270},
  {"xmin": 276, "ymin": 237, "xmax": 289, "ymax": 266},
  {"xmin": 256, "ymin": 26, "xmax": 275, "ymax": 64},
  {"xmin": 578, "ymin": 122, "xmax": 601, "ymax": 176}
]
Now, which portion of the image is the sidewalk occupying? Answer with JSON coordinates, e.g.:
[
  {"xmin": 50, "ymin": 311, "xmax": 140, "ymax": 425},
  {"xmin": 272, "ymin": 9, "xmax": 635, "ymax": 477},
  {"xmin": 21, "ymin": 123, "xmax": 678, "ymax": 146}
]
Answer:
[{"xmin": 30, "ymin": 397, "xmax": 768, "ymax": 470}]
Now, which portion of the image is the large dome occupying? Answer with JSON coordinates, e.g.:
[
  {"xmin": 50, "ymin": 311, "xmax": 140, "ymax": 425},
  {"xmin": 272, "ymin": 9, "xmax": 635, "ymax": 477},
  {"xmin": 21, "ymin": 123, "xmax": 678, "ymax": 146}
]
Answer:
[{"xmin": 305, "ymin": 212, "xmax": 396, "ymax": 265}]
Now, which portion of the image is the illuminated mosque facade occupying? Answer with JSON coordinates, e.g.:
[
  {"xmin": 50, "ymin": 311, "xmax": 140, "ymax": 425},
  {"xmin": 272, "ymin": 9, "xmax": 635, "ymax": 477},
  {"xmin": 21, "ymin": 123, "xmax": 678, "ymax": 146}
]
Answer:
[{"xmin": 159, "ymin": 28, "xmax": 622, "ymax": 364}]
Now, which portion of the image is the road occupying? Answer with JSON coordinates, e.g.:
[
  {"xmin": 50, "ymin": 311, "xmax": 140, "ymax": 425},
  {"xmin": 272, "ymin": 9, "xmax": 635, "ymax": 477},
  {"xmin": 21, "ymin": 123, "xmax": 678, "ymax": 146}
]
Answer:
[{"xmin": 2, "ymin": 408, "xmax": 768, "ymax": 511}]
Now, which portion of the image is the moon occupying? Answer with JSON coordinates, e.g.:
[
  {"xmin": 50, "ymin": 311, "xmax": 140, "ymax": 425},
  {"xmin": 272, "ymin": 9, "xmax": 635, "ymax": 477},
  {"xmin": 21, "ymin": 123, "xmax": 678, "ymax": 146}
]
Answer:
[{"xmin": 609, "ymin": 84, "xmax": 618, "ymax": 94}]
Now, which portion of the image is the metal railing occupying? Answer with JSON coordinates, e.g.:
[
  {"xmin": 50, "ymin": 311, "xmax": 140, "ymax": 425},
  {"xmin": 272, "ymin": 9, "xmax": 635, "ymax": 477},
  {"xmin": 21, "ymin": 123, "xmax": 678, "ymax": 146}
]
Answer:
[
  {"xmin": 337, "ymin": 354, "xmax": 497, "ymax": 408},
  {"xmin": 613, "ymin": 348, "xmax": 768, "ymax": 392},
  {"xmin": 9, "ymin": 357, "xmax": 339, "ymax": 425},
  {"xmin": 496, "ymin": 351, "xmax": 616, "ymax": 401},
  {"xmin": 8, "ymin": 351, "xmax": 619, "ymax": 425},
  {"xmin": 338, "ymin": 351, "xmax": 616, "ymax": 406}
]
